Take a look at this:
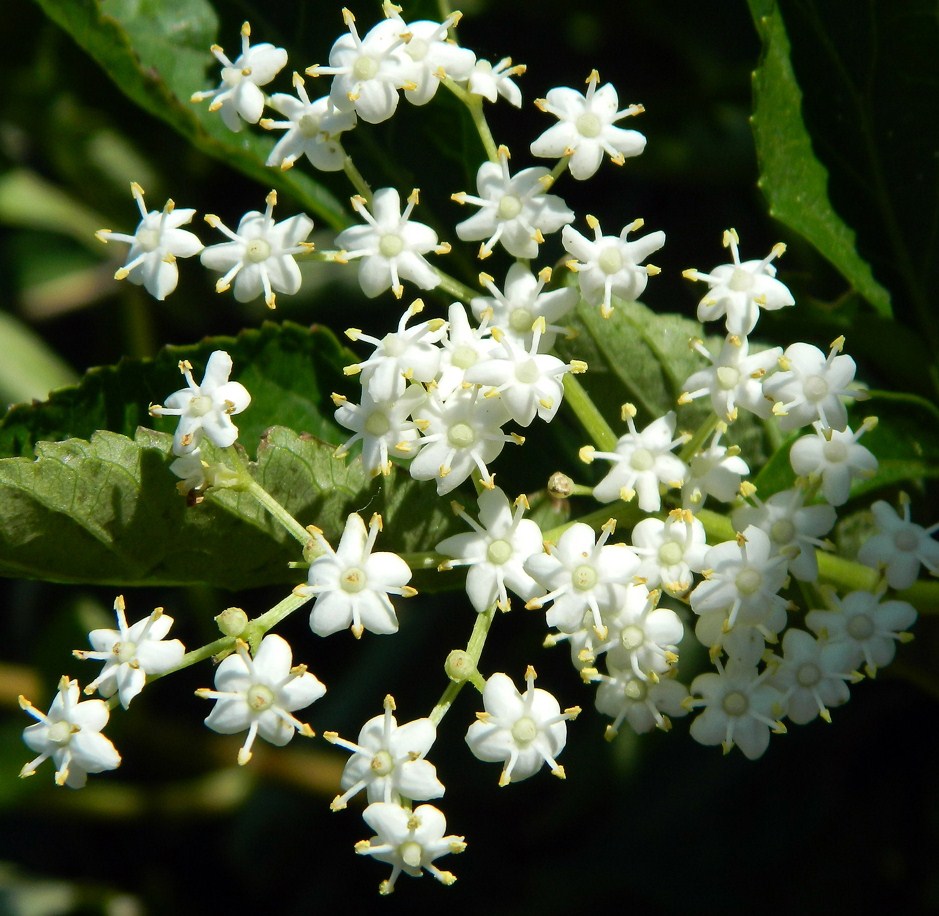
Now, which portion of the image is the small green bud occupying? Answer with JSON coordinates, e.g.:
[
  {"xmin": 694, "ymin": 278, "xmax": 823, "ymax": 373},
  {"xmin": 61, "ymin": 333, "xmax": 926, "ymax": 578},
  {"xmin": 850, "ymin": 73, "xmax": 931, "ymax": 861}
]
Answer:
[
  {"xmin": 445, "ymin": 650, "xmax": 477, "ymax": 683},
  {"xmin": 216, "ymin": 606, "xmax": 248, "ymax": 637}
]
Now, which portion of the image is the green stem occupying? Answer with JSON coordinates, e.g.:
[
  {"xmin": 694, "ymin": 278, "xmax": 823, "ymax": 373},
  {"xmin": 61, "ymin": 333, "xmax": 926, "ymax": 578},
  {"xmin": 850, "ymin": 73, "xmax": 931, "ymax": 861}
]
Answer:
[
  {"xmin": 342, "ymin": 153, "xmax": 373, "ymax": 203},
  {"xmin": 547, "ymin": 156, "xmax": 571, "ymax": 186},
  {"xmin": 246, "ymin": 592, "xmax": 313, "ymax": 650},
  {"xmin": 429, "ymin": 605, "xmax": 497, "ymax": 726},
  {"xmin": 563, "ymin": 374, "xmax": 618, "ymax": 451},
  {"xmin": 679, "ymin": 411, "xmax": 719, "ymax": 462},
  {"xmin": 433, "ymin": 265, "xmax": 477, "ymax": 303},
  {"xmin": 443, "ymin": 78, "xmax": 499, "ymax": 162},
  {"xmin": 243, "ymin": 478, "xmax": 311, "ymax": 548}
]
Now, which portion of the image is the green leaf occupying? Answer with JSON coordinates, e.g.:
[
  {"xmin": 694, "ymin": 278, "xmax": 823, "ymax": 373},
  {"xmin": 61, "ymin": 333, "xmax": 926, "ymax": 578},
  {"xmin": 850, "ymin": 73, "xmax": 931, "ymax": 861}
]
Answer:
[
  {"xmin": 33, "ymin": 0, "xmax": 348, "ymax": 229},
  {"xmin": 0, "ymin": 321, "xmax": 355, "ymax": 460},
  {"xmin": 0, "ymin": 312, "xmax": 78, "ymax": 407},
  {"xmin": 0, "ymin": 426, "xmax": 459, "ymax": 588},
  {"xmin": 747, "ymin": 0, "xmax": 892, "ymax": 317}
]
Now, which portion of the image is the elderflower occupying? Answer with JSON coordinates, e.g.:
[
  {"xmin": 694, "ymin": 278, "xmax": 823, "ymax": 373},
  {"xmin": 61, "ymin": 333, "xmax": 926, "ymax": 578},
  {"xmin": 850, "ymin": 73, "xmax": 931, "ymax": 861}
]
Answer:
[
  {"xmin": 149, "ymin": 350, "xmax": 251, "ymax": 456},
  {"xmin": 325, "ymin": 695, "xmax": 444, "ymax": 810},
  {"xmin": 436, "ymin": 487, "xmax": 545, "ymax": 612},
  {"xmin": 465, "ymin": 668, "xmax": 580, "ymax": 785},
  {"xmin": 683, "ymin": 228, "xmax": 794, "ymax": 335},
  {"xmin": 201, "ymin": 191, "xmax": 315, "ymax": 308},
  {"xmin": 593, "ymin": 665, "xmax": 689, "ymax": 736},
  {"xmin": 196, "ymin": 634, "xmax": 325, "ymax": 765},
  {"xmin": 763, "ymin": 337, "xmax": 858, "ymax": 432},
  {"xmin": 467, "ymin": 57, "xmax": 525, "ymax": 107},
  {"xmin": 334, "ymin": 188, "xmax": 444, "ymax": 299},
  {"xmin": 356, "ymin": 802, "xmax": 466, "ymax": 894},
  {"xmin": 562, "ymin": 216, "xmax": 665, "ymax": 317},
  {"xmin": 311, "ymin": 10, "xmax": 409, "ymax": 124},
  {"xmin": 296, "ymin": 513, "xmax": 415, "ymax": 638},
  {"xmin": 74, "ymin": 595, "xmax": 185, "ymax": 708},
  {"xmin": 452, "ymin": 147, "xmax": 573, "ymax": 259},
  {"xmin": 262, "ymin": 73, "xmax": 357, "ymax": 171},
  {"xmin": 19, "ymin": 676, "xmax": 121, "ymax": 788},
  {"xmin": 531, "ymin": 70, "xmax": 646, "ymax": 180},
  {"xmin": 789, "ymin": 419, "xmax": 878, "ymax": 506},
  {"xmin": 191, "ymin": 22, "xmax": 288, "ymax": 132},
  {"xmin": 857, "ymin": 497, "xmax": 939, "ymax": 589},
  {"xmin": 581, "ymin": 406, "xmax": 687, "ymax": 511},
  {"xmin": 95, "ymin": 182, "xmax": 203, "ymax": 300}
]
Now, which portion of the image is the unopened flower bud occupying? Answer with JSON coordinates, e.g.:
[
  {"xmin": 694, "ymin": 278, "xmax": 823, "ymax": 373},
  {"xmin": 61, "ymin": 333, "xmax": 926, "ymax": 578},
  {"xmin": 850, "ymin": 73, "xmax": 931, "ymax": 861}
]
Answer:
[
  {"xmin": 445, "ymin": 650, "xmax": 477, "ymax": 683},
  {"xmin": 216, "ymin": 606, "xmax": 249, "ymax": 637}
]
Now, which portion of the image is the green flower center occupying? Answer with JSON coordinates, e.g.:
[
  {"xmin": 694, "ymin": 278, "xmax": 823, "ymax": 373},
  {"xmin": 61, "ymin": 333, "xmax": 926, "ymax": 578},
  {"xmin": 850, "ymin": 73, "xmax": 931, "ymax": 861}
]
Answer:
[
  {"xmin": 770, "ymin": 519, "xmax": 796, "ymax": 545},
  {"xmin": 630, "ymin": 448, "xmax": 654, "ymax": 471},
  {"xmin": 722, "ymin": 690, "xmax": 749, "ymax": 717},
  {"xmin": 797, "ymin": 663, "xmax": 821, "ymax": 688},
  {"xmin": 487, "ymin": 538, "xmax": 513, "ymax": 566},
  {"xmin": 341, "ymin": 567, "xmax": 367, "ymax": 593},
  {"xmin": 299, "ymin": 113, "xmax": 322, "ymax": 137},
  {"xmin": 48, "ymin": 721, "xmax": 73, "ymax": 746},
  {"xmin": 137, "ymin": 227, "xmax": 160, "ymax": 252},
  {"xmin": 728, "ymin": 268, "xmax": 754, "ymax": 292},
  {"xmin": 572, "ymin": 563, "xmax": 598, "ymax": 591},
  {"xmin": 115, "ymin": 641, "xmax": 137, "ymax": 664},
  {"xmin": 448, "ymin": 422, "xmax": 476, "ymax": 449},
  {"xmin": 515, "ymin": 359, "xmax": 540, "ymax": 384},
  {"xmin": 510, "ymin": 307, "xmax": 534, "ymax": 333},
  {"xmin": 379, "ymin": 233, "xmax": 404, "ymax": 258},
  {"xmin": 598, "ymin": 246, "xmax": 624, "ymax": 275},
  {"xmin": 246, "ymin": 683, "xmax": 275, "ymax": 712},
  {"xmin": 189, "ymin": 395, "xmax": 213, "ymax": 417},
  {"xmin": 452, "ymin": 345, "xmax": 478, "ymax": 370},
  {"xmin": 717, "ymin": 366, "xmax": 740, "ymax": 390},
  {"xmin": 823, "ymin": 439, "xmax": 848, "ymax": 462},
  {"xmin": 497, "ymin": 194, "xmax": 522, "ymax": 220},
  {"xmin": 576, "ymin": 111, "xmax": 602, "ymax": 138},
  {"xmin": 847, "ymin": 614, "xmax": 874, "ymax": 640},
  {"xmin": 803, "ymin": 375, "xmax": 829, "ymax": 402},
  {"xmin": 658, "ymin": 541, "xmax": 684, "ymax": 566},
  {"xmin": 246, "ymin": 238, "xmax": 271, "ymax": 263},
  {"xmin": 621, "ymin": 625, "xmax": 645, "ymax": 652},
  {"xmin": 400, "ymin": 840, "xmax": 423, "ymax": 869},
  {"xmin": 511, "ymin": 716, "xmax": 538, "ymax": 744},
  {"xmin": 735, "ymin": 567, "xmax": 762, "ymax": 596},
  {"xmin": 353, "ymin": 56, "xmax": 378, "ymax": 81},
  {"xmin": 624, "ymin": 678, "xmax": 647, "ymax": 701},
  {"xmin": 370, "ymin": 749, "xmax": 395, "ymax": 776},
  {"xmin": 894, "ymin": 529, "xmax": 919, "ymax": 552},
  {"xmin": 364, "ymin": 411, "xmax": 391, "ymax": 437}
]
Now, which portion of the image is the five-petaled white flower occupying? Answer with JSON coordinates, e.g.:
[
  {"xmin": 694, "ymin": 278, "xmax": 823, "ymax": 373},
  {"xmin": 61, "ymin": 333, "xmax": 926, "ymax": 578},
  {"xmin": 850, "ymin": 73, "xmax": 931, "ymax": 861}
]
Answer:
[
  {"xmin": 390, "ymin": 11, "xmax": 476, "ymax": 105},
  {"xmin": 191, "ymin": 21, "xmax": 288, "ymax": 132},
  {"xmin": 74, "ymin": 595, "xmax": 185, "ymax": 708},
  {"xmin": 531, "ymin": 70, "xmax": 646, "ymax": 180},
  {"xmin": 683, "ymin": 228, "xmax": 794, "ymax": 335},
  {"xmin": 19, "ymin": 676, "xmax": 121, "ymax": 788},
  {"xmin": 201, "ymin": 190, "xmax": 315, "ymax": 308},
  {"xmin": 325, "ymin": 694, "xmax": 444, "ymax": 810},
  {"xmin": 196, "ymin": 634, "xmax": 325, "ymax": 765},
  {"xmin": 355, "ymin": 802, "xmax": 466, "ymax": 895},
  {"xmin": 311, "ymin": 10, "xmax": 409, "ymax": 124},
  {"xmin": 436, "ymin": 487, "xmax": 545, "ymax": 612},
  {"xmin": 562, "ymin": 215, "xmax": 665, "ymax": 317},
  {"xmin": 149, "ymin": 350, "xmax": 251, "ymax": 456},
  {"xmin": 467, "ymin": 57, "xmax": 526, "ymax": 107},
  {"xmin": 857, "ymin": 497, "xmax": 939, "ymax": 590},
  {"xmin": 262, "ymin": 72, "xmax": 357, "ymax": 171},
  {"xmin": 452, "ymin": 147, "xmax": 573, "ymax": 259},
  {"xmin": 465, "ymin": 667, "xmax": 580, "ymax": 785},
  {"xmin": 334, "ymin": 188, "xmax": 445, "ymax": 298},
  {"xmin": 789, "ymin": 419, "xmax": 878, "ymax": 506},
  {"xmin": 296, "ymin": 513, "xmax": 415, "ymax": 638},
  {"xmin": 95, "ymin": 182, "xmax": 203, "ymax": 300},
  {"xmin": 763, "ymin": 337, "xmax": 858, "ymax": 432}
]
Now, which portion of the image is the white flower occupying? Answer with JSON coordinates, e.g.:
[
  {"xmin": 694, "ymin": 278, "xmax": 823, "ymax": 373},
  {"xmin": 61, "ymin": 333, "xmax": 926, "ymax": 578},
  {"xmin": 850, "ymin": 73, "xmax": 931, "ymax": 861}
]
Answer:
[
  {"xmin": 857, "ymin": 496, "xmax": 939, "ymax": 589},
  {"xmin": 562, "ymin": 216, "xmax": 665, "ymax": 317},
  {"xmin": 73, "ymin": 595, "xmax": 185, "ymax": 708},
  {"xmin": 19, "ymin": 676, "xmax": 121, "ymax": 788},
  {"xmin": 467, "ymin": 57, "xmax": 525, "ymax": 107},
  {"xmin": 472, "ymin": 264, "xmax": 577, "ymax": 352},
  {"xmin": 345, "ymin": 299, "xmax": 446, "ymax": 402},
  {"xmin": 593, "ymin": 666, "xmax": 689, "ymax": 737},
  {"xmin": 201, "ymin": 190, "xmax": 315, "ymax": 308},
  {"xmin": 806, "ymin": 589, "xmax": 917, "ymax": 676},
  {"xmin": 688, "ymin": 659, "xmax": 786, "ymax": 760},
  {"xmin": 531, "ymin": 70, "xmax": 646, "ymax": 180},
  {"xmin": 95, "ymin": 182, "xmax": 203, "ymax": 300},
  {"xmin": 465, "ymin": 667, "xmax": 580, "ymax": 785},
  {"xmin": 683, "ymin": 229, "xmax": 794, "ymax": 335},
  {"xmin": 191, "ymin": 21, "xmax": 288, "ymax": 132},
  {"xmin": 452, "ymin": 147, "xmax": 574, "ymax": 259},
  {"xmin": 524, "ymin": 519, "xmax": 640, "ymax": 635},
  {"xmin": 312, "ymin": 11, "xmax": 409, "ymax": 124},
  {"xmin": 789, "ymin": 419, "xmax": 878, "ymax": 506},
  {"xmin": 690, "ymin": 526, "xmax": 788, "ymax": 631},
  {"xmin": 436, "ymin": 487, "xmax": 545, "ymax": 612},
  {"xmin": 149, "ymin": 351, "xmax": 251, "ymax": 456},
  {"xmin": 581, "ymin": 406, "xmax": 687, "ymax": 511},
  {"xmin": 335, "ymin": 188, "xmax": 444, "ymax": 299},
  {"xmin": 196, "ymin": 634, "xmax": 325, "ymax": 765},
  {"xmin": 409, "ymin": 386, "xmax": 518, "ymax": 495},
  {"xmin": 631, "ymin": 509, "xmax": 708, "ymax": 596},
  {"xmin": 262, "ymin": 73, "xmax": 357, "ymax": 171},
  {"xmin": 464, "ymin": 320, "xmax": 586, "ymax": 426},
  {"xmin": 356, "ymin": 802, "xmax": 466, "ymax": 895},
  {"xmin": 733, "ymin": 487, "xmax": 836, "ymax": 582},
  {"xmin": 763, "ymin": 337, "xmax": 858, "ymax": 432},
  {"xmin": 768, "ymin": 629, "xmax": 858, "ymax": 724},
  {"xmin": 391, "ymin": 12, "xmax": 476, "ymax": 105},
  {"xmin": 296, "ymin": 513, "xmax": 415, "ymax": 638},
  {"xmin": 333, "ymin": 384, "xmax": 427, "ymax": 477},
  {"xmin": 325, "ymin": 694, "xmax": 444, "ymax": 810},
  {"xmin": 434, "ymin": 302, "xmax": 499, "ymax": 398},
  {"xmin": 681, "ymin": 426, "xmax": 750, "ymax": 508},
  {"xmin": 680, "ymin": 335, "xmax": 782, "ymax": 422}
]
